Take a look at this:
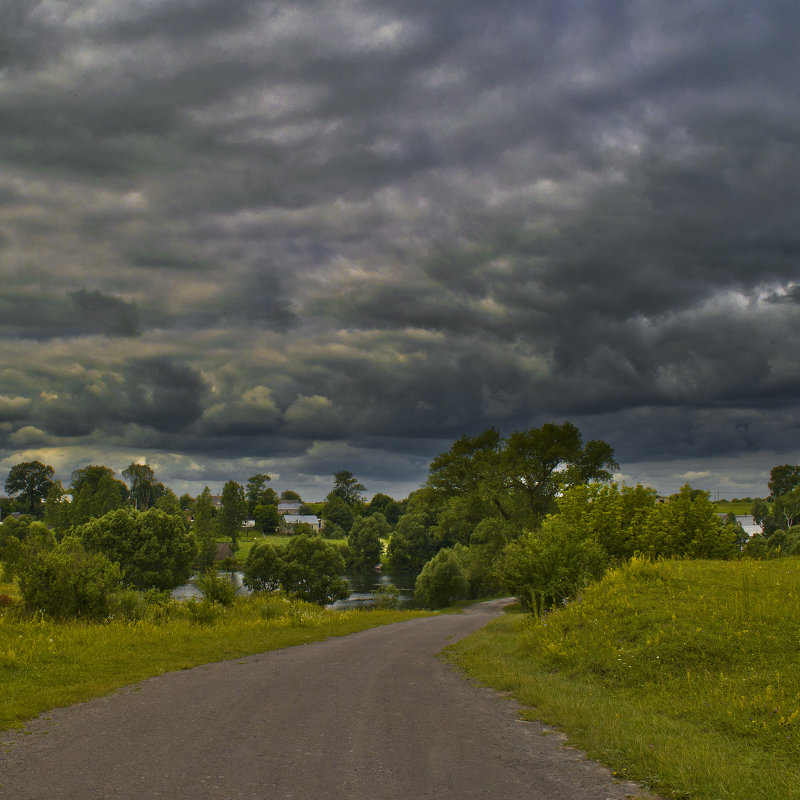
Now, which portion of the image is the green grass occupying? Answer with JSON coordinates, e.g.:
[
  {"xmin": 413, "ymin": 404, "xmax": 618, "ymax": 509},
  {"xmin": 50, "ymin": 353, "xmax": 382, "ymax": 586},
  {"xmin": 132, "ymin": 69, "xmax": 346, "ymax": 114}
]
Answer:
[
  {"xmin": 447, "ymin": 557, "xmax": 800, "ymax": 800},
  {"xmin": 0, "ymin": 596, "xmax": 430, "ymax": 732},
  {"xmin": 713, "ymin": 500, "xmax": 757, "ymax": 516}
]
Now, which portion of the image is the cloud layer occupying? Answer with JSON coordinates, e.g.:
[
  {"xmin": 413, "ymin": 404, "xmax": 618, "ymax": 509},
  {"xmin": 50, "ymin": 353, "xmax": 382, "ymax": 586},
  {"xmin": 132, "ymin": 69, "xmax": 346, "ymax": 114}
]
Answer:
[{"xmin": 1, "ymin": 0, "xmax": 799, "ymax": 498}]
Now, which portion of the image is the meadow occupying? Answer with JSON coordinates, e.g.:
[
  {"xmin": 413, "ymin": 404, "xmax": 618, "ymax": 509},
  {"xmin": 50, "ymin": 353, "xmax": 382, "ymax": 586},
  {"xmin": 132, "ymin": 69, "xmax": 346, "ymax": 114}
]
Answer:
[
  {"xmin": 448, "ymin": 557, "xmax": 800, "ymax": 800},
  {"xmin": 0, "ymin": 591, "xmax": 428, "ymax": 731}
]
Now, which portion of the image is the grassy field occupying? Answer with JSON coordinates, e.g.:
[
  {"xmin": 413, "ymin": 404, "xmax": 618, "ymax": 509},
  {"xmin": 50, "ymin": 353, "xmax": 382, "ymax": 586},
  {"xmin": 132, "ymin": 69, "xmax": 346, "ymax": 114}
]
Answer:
[
  {"xmin": 0, "ymin": 594, "xmax": 429, "ymax": 732},
  {"xmin": 447, "ymin": 557, "xmax": 800, "ymax": 800},
  {"xmin": 712, "ymin": 499, "xmax": 758, "ymax": 516}
]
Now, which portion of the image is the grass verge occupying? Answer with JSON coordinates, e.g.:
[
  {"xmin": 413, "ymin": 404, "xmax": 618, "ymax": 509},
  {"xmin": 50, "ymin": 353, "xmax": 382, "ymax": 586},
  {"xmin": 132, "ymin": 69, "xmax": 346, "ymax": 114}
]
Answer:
[
  {"xmin": 446, "ymin": 557, "xmax": 800, "ymax": 800},
  {"xmin": 0, "ymin": 596, "xmax": 429, "ymax": 732}
]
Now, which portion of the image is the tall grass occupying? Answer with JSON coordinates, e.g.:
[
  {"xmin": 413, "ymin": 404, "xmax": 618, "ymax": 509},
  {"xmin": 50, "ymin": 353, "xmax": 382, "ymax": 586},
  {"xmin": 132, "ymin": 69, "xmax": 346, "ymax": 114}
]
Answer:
[
  {"xmin": 448, "ymin": 557, "xmax": 800, "ymax": 800},
  {"xmin": 0, "ymin": 593, "xmax": 428, "ymax": 731}
]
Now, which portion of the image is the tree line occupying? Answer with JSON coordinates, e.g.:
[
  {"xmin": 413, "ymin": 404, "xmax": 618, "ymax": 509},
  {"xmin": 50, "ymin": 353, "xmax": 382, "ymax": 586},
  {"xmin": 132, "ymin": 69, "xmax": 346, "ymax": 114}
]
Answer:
[{"xmin": 4, "ymin": 422, "xmax": 799, "ymax": 619}]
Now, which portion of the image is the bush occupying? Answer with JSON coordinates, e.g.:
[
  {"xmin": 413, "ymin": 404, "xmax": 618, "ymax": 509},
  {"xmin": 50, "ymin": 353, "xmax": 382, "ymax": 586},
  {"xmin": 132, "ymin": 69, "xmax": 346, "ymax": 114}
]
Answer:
[
  {"xmin": 79, "ymin": 507, "xmax": 196, "ymax": 590},
  {"xmin": 414, "ymin": 548, "xmax": 468, "ymax": 608},
  {"xmin": 18, "ymin": 537, "xmax": 122, "ymax": 621},
  {"xmin": 195, "ymin": 569, "xmax": 237, "ymax": 606},
  {"xmin": 184, "ymin": 597, "xmax": 223, "ymax": 625},
  {"xmin": 279, "ymin": 535, "xmax": 350, "ymax": 605},
  {"xmin": 243, "ymin": 541, "xmax": 283, "ymax": 593},
  {"xmin": 496, "ymin": 518, "xmax": 608, "ymax": 615},
  {"xmin": 258, "ymin": 595, "xmax": 292, "ymax": 620},
  {"xmin": 374, "ymin": 583, "xmax": 400, "ymax": 609}
]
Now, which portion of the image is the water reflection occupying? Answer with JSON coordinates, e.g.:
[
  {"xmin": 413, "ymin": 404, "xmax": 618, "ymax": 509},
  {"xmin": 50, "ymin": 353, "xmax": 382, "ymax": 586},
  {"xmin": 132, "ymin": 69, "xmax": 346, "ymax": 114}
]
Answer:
[{"xmin": 171, "ymin": 569, "xmax": 419, "ymax": 609}]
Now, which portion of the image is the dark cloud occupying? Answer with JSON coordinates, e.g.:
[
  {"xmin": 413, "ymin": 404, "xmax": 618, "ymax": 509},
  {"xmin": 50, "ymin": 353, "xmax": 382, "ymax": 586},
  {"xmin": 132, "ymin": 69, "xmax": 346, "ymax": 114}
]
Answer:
[
  {"xmin": 0, "ymin": 289, "xmax": 139, "ymax": 340},
  {"xmin": 1, "ymin": 0, "xmax": 799, "ymax": 498}
]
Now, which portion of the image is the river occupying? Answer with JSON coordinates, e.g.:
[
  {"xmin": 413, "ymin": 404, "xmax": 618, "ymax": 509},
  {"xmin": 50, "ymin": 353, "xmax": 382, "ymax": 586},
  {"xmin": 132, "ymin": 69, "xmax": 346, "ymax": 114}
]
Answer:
[{"xmin": 172, "ymin": 568, "xmax": 420, "ymax": 609}]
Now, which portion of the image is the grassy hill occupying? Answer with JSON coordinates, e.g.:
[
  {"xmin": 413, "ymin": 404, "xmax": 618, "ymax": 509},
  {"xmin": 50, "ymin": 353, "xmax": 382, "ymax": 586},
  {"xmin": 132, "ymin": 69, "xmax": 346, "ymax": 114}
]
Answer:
[{"xmin": 448, "ymin": 557, "xmax": 800, "ymax": 800}]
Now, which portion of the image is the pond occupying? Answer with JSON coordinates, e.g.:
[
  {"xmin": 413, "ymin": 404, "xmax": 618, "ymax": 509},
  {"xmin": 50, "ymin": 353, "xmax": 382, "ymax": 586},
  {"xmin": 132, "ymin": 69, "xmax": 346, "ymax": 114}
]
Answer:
[{"xmin": 172, "ymin": 568, "xmax": 420, "ymax": 609}]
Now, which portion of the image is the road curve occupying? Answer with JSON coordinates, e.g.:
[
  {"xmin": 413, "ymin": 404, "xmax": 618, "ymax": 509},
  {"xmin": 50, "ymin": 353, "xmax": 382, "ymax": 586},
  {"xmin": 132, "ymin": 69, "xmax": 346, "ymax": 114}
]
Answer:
[{"xmin": 0, "ymin": 600, "xmax": 655, "ymax": 799}]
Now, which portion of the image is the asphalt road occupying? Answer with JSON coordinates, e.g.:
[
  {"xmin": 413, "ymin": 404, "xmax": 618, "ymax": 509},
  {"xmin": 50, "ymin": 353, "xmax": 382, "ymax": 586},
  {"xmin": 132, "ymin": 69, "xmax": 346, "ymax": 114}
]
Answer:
[{"xmin": 0, "ymin": 600, "xmax": 656, "ymax": 799}]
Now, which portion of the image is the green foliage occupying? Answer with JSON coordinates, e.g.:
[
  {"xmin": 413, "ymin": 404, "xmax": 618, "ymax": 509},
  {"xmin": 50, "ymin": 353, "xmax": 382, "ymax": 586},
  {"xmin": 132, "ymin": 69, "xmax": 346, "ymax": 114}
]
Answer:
[
  {"xmin": 426, "ymin": 422, "xmax": 618, "ymax": 535},
  {"xmin": 346, "ymin": 512, "xmax": 388, "ymax": 570},
  {"xmin": 331, "ymin": 469, "xmax": 366, "ymax": 508},
  {"xmin": 373, "ymin": 583, "xmax": 400, "ymax": 609},
  {"xmin": 184, "ymin": 596, "xmax": 224, "ymax": 625},
  {"xmin": 277, "ymin": 534, "xmax": 350, "ymax": 605},
  {"xmin": 384, "ymin": 512, "xmax": 440, "ymax": 573},
  {"xmin": 496, "ymin": 518, "xmax": 609, "ymax": 615},
  {"xmin": 193, "ymin": 487, "xmax": 217, "ymax": 570},
  {"xmin": 122, "ymin": 462, "xmax": 164, "ymax": 511},
  {"xmin": 245, "ymin": 473, "xmax": 273, "ymax": 515},
  {"xmin": 0, "ymin": 515, "xmax": 55, "ymax": 580},
  {"xmin": 4, "ymin": 461, "xmax": 56, "ymax": 516},
  {"xmin": 253, "ymin": 502, "xmax": 280, "ymax": 534},
  {"xmin": 632, "ymin": 484, "xmax": 738, "ymax": 559},
  {"xmin": 768, "ymin": 464, "xmax": 800, "ymax": 498},
  {"xmin": 322, "ymin": 493, "xmax": 355, "ymax": 533},
  {"xmin": 44, "ymin": 482, "xmax": 72, "ymax": 539},
  {"xmin": 242, "ymin": 540, "xmax": 283, "ymax": 592},
  {"xmin": 243, "ymin": 535, "xmax": 349, "ymax": 605},
  {"xmin": 365, "ymin": 493, "xmax": 404, "ymax": 525},
  {"xmin": 414, "ymin": 547, "xmax": 468, "ymax": 608},
  {"xmin": 195, "ymin": 569, "xmax": 237, "ymax": 606},
  {"xmin": 155, "ymin": 488, "xmax": 181, "ymax": 515},
  {"xmin": 554, "ymin": 482, "xmax": 657, "ymax": 560},
  {"xmin": 219, "ymin": 479, "xmax": 247, "ymax": 550},
  {"xmin": 78, "ymin": 507, "xmax": 196, "ymax": 590},
  {"xmin": 321, "ymin": 519, "xmax": 345, "ymax": 539},
  {"xmin": 17, "ymin": 537, "xmax": 121, "ymax": 621}
]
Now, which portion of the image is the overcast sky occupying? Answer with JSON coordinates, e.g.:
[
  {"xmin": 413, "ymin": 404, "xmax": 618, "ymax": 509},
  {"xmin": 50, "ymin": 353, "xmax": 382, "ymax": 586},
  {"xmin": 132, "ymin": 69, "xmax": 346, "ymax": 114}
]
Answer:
[{"xmin": 1, "ymin": 0, "xmax": 799, "ymax": 501}]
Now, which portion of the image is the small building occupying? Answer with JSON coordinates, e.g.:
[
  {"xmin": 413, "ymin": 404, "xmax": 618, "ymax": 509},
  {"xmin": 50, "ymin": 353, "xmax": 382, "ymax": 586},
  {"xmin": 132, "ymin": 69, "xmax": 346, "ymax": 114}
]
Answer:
[{"xmin": 278, "ymin": 501, "xmax": 302, "ymax": 516}]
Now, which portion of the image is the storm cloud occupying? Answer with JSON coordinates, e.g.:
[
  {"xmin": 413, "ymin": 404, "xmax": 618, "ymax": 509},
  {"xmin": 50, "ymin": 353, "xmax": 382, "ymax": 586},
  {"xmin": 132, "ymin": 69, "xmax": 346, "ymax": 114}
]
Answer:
[{"xmin": 1, "ymin": 0, "xmax": 799, "ymax": 499}]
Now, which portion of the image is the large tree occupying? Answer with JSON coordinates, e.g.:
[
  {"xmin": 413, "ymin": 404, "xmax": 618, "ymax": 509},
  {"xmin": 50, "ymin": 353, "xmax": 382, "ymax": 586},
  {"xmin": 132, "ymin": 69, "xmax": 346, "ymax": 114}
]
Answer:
[
  {"xmin": 347, "ymin": 513, "xmax": 389, "ymax": 571},
  {"xmin": 277, "ymin": 534, "xmax": 350, "ymax": 605},
  {"xmin": 219, "ymin": 480, "xmax": 247, "ymax": 551},
  {"xmin": 122, "ymin": 462, "xmax": 164, "ymax": 510},
  {"xmin": 79, "ymin": 507, "xmax": 196, "ymax": 590},
  {"xmin": 71, "ymin": 465, "xmax": 128, "ymax": 506},
  {"xmin": 245, "ymin": 473, "xmax": 273, "ymax": 515},
  {"xmin": 5, "ymin": 461, "xmax": 56, "ymax": 516},
  {"xmin": 427, "ymin": 422, "xmax": 618, "ymax": 531},
  {"xmin": 768, "ymin": 464, "xmax": 800, "ymax": 499},
  {"xmin": 193, "ymin": 487, "xmax": 217, "ymax": 570},
  {"xmin": 331, "ymin": 470, "xmax": 366, "ymax": 509}
]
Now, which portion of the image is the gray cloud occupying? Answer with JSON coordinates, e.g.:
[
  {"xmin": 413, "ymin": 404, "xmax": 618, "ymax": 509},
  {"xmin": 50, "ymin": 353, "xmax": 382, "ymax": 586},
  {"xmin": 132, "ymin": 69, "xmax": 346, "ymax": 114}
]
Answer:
[{"xmin": 1, "ymin": 0, "xmax": 799, "ymax": 498}]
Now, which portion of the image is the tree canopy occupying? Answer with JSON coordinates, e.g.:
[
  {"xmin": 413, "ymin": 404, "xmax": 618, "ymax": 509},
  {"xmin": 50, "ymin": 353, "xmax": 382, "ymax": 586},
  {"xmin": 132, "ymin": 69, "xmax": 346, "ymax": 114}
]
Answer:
[
  {"xmin": 331, "ymin": 470, "xmax": 366, "ymax": 508},
  {"xmin": 5, "ymin": 461, "xmax": 56, "ymax": 516}
]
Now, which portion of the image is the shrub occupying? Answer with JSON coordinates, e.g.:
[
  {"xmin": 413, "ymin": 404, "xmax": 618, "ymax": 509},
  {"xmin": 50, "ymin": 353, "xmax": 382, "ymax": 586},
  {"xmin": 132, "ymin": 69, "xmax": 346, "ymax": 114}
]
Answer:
[
  {"xmin": 496, "ymin": 518, "xmax": 609, "ymax": 615},
  {"xmin": 279, "ymin": 535, "xmax": 350, "ymax": 605},
  {"xmin": 184, "ymin": 597, "xmax": 222, "ymax": 625},
  {"xmin": 258, "ymin": 595, "xmax": 292, "ymax": 620},
  {"xmin": 18, "ymin": 537, "xmax": 122, "ymax": 621},
  {"xmin": 374, "ymin": 583, "xmax": 400, "ymax": 609},
  {"xmin": 195, "ymin": 569, "xmax": 237, "ymax": 606},
  {"xmin": 243, "ymin": 541, "xmax": 283, "ymax": 593},
  {"xmin": 414, "ymin": 548, "xmax": 468, "ymax": 608},
  {"xmin": 79, "ymin": 507, "xmax": 196, "ymax": 590}
]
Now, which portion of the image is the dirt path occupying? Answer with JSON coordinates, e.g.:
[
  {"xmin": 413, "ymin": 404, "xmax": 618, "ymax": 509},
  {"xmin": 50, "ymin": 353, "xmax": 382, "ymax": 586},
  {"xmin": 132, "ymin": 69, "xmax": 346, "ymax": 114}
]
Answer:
[{"xmin": 0, "ymin": 600, "xmax": 656, "ymax": 799}]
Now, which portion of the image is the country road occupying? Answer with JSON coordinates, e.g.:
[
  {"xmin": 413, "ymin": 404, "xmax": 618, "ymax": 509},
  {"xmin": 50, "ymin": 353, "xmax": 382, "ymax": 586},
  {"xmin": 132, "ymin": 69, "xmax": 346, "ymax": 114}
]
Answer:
[{"xmin": 0, "ymin": 600, "xmax": 655, "ymax": 799}]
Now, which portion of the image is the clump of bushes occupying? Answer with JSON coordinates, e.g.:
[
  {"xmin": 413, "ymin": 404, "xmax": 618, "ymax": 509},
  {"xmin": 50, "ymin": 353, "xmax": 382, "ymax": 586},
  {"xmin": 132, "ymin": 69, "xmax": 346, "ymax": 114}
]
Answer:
[
  {"xmin": 18, "ymin": 537, "xmax": 122, "ymax": 621},
  {"xmin": 195, "ymin": 569, "xmax": 237, "ymax": 606}
]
